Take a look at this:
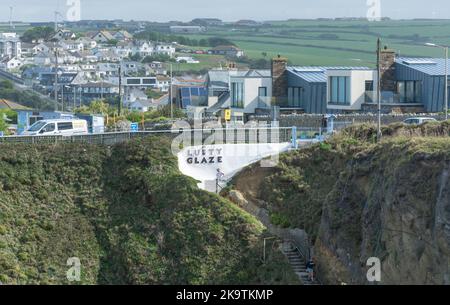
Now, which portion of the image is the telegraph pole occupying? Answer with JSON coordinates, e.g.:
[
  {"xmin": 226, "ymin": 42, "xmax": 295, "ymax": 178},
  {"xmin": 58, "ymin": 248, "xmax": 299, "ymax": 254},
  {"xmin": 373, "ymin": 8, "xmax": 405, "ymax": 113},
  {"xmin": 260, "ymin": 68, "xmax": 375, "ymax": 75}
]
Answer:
[
  {"xmin": 118, "ymin": 65, "xmax": 122, "ymax": 116},
  {"xmin": 54, "ymin": 47, "xmax": 59, "ymax": 111},
  {"xmin": 376, "ymin": 38, "xmax": 382, "ymax": 142},
  {"xmin": 170, "ymin": 63, "xmax": 173, "ymax": 120}
]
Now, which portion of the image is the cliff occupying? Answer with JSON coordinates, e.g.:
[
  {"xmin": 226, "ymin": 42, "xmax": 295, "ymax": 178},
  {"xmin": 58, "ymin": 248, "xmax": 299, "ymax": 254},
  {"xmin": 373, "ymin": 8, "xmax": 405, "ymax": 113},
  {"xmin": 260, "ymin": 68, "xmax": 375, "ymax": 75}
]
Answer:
[{"xmin": 229, "ymin": 122, "xmax": 450, "ymax": 284}]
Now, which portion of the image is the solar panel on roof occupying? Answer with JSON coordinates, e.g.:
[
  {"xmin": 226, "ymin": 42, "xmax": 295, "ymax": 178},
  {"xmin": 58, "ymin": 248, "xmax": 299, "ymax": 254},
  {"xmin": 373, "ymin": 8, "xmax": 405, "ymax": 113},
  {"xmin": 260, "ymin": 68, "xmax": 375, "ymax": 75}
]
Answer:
[{"xmin": 402, "ymin": 59, "xmax": 437, "ymax": 65}]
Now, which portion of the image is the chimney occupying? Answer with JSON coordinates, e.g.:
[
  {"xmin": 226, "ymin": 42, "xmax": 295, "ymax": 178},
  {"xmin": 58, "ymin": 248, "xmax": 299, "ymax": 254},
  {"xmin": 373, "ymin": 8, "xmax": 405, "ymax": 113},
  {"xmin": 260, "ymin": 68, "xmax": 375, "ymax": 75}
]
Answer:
[
  {"xmin": 379, "ymin": 47, "xmax": 396, "ymax": 92},
  {"xmin": 272, "ymin": 55, "xmax": 288, "ymax": 99}
]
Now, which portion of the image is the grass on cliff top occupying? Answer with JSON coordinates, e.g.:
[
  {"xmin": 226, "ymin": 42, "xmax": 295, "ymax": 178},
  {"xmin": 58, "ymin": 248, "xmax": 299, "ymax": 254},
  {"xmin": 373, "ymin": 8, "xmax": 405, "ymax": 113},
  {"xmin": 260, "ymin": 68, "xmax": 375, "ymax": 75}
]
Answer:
[{"xmin": 0, "ymin": 137, "xmax": 299, "ymax": 285}]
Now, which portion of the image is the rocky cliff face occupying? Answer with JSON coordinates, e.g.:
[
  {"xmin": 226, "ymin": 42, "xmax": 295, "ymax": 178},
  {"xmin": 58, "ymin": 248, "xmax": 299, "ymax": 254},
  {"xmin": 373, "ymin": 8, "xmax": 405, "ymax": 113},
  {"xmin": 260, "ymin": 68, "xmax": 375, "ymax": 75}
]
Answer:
[
  {"xmin": 317, "ymin": 138, "xmax": 450, "ymax": 284},
  {"xmin": 229, "ymin": 125, "xmax": 450, "ymax": 285}
]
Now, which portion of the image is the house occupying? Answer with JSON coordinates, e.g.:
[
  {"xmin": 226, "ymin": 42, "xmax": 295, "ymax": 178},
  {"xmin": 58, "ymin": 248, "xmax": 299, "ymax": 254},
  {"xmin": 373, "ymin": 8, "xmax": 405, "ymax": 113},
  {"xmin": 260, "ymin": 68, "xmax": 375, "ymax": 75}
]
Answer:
[
  {"xmin": 155, "ymin": 44, "xmax": 176, "ymax": 57},
  {"xmin": 208, "ymin": 45, "xmax": 244, "ymax": 58},
  {"xmin": 113, "ymin": 41, "xmax": 133, "ymax": 58},
  {"xmin": 0, "ymin": 33, "xmax": 21, "ymax": 59},
  {"xmin": 390, "ymin": 56, "xmax": 449, "ymax": 113},
  {"xmin": 52, "ymin": 29, "xmax": 77, "ymax": 41},
  {"xmin": 0, "ymin": 57, "xmax": 23, "ymax": 71},
  {"xmin": 92, "ymin": 31, "xmax": 115, "ymax": 43},
  {"xmin": 79, "ymin": 82, "xmax": 119, "ymax": 103},
  {"xmin": 113, "ymin": 30, "xmax": 133, "ymax": 41},
  {"xmin": 77, "ymin": 37, "xmax": 98, "ymax": 50},
  {"xmin": 270, "ymin": 50, "xmax": 445, "ymax": 115},
  {"xmin": 156, "ymin": 75, "xmax": 170, "ymax": 92},
  {"xmin": 94, "ymin": 50, "xmax": 121, "ymax": 62},
  {"xmin": 131, "ymin": 41, "xmax": 153, "ymax": 58},
  {"xmin": 176, "ymin": 56, "xmax": 199, "ymax": 64},
  {"xmin": 20, "ymin": 42, "xmax": 37, "ymax": 57},
  {"xmin": 123, "ymin": 88, "xmax": 148, "ymax": 105},
  {"xmin": 59, "ymin": 40, "xmax": 84, "ymax": 52},
  {"xmin": 128, "ymin": 99, "xmax": 155, "ymax": 112},
  {"xmin": 96, "ymin": 63, "xmax": 120, "ymax": 78}
]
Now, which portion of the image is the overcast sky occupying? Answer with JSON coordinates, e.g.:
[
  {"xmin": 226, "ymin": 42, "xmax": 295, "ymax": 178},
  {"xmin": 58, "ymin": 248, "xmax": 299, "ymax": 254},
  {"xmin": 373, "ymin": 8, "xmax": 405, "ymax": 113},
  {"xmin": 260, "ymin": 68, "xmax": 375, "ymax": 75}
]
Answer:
[{"xmin": 0, "ymin": 0, "xmax": 449, "ymax": 22}]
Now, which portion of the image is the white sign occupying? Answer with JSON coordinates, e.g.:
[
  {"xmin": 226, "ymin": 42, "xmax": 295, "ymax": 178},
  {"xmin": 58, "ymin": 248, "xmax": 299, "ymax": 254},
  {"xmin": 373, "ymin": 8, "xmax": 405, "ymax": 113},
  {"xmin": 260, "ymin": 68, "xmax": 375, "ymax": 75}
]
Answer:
[{"xmin": 178, "ymin": 143, "xmax": 290, "ymax": 191}]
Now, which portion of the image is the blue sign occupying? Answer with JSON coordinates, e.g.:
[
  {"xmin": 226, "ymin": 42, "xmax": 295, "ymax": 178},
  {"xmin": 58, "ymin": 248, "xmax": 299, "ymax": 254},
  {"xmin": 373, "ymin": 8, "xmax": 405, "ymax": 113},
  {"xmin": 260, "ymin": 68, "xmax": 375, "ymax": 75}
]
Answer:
[{"xmin": 130, "ymin": 123, "xmax": 139, "ymax": 132}]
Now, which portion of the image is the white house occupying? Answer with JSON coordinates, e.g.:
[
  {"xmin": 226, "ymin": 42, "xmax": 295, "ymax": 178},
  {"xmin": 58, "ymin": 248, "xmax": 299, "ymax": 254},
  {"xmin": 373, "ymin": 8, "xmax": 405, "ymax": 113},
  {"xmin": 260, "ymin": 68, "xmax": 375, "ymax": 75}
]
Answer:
[
  {"xmin": 0, "ymin": 33, "xmax": 21, "ymax": 59},
  {"xmin": 60, "ymin": 40, "xmax": 84, "ymax": 52},
  {"xmin": 156, "ymin": 75, "xmax": 170, "ymax": 92},
  {"xmin": 176, "ymin": 56, "xmax": 199, "ymax": 64},
  {"xmin": 226, "ymin": 70, "xmax": 273, "ymax": 121},
  {"xmin": 131, "ymin": 41, "xmax": 153, "ymax": 58},
  {"xmin": 128, "ymin": 99, "xmax": 155, "ymax": 112},
  {"xmin": 326, "ymin": 68, "xmax": 376, "ymax": 112},
  {"xmin": 0, "ymin": 57, "xmax": 23, "ymax": 71},
  {"xmin": 113, "ymin": 42, "xmax": 133, "ymax": 58},
  {"xmin": 78, "ymin": 37, "xmax": 97, "ymax": 50},
  {"xmin": 155, "ymin": 44, "xmax": 175, "ymax": 57}
]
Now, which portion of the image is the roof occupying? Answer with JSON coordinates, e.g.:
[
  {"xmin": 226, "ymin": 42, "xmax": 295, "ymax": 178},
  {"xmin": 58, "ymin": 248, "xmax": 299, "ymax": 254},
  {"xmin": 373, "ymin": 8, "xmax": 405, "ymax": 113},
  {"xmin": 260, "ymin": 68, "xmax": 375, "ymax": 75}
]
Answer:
[
  {"xmin": 396, "ymin": 57, "xmax": 449, "ymax": 76},
  {"xmin": 287, "ymin": 66, "xmax": 371, "ymax": 83},
  {"xmin": 81, "ymin": 82, "xmax": 117, "ymax": 88},
  {"xmin": 0, "ymin": 99, "xmax": 30, "ymax": 110}
]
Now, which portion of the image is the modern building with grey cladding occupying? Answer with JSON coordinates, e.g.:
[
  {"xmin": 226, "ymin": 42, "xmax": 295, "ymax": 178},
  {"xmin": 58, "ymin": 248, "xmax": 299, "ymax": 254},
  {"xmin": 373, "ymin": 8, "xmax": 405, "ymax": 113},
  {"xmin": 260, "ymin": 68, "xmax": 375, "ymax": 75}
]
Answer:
[{"xmin": 395, "ymin": 58, "xmax": 450, "ymax": 113}]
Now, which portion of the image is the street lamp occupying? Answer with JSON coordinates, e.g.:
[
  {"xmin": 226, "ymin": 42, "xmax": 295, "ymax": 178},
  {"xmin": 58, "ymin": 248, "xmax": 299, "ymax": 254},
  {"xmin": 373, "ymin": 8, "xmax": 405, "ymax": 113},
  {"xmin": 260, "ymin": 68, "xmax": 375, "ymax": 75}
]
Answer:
[{"xmin": 425, "ymin": 43, "xmax": 449, "ymax": 120}]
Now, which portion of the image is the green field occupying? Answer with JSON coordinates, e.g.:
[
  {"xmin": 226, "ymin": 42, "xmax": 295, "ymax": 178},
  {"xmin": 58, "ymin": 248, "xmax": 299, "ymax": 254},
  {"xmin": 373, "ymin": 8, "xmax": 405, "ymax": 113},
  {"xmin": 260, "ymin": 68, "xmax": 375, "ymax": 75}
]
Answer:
[{"xmin": 177, "ymin": 19, "xmax": 450, "ymax": 67}]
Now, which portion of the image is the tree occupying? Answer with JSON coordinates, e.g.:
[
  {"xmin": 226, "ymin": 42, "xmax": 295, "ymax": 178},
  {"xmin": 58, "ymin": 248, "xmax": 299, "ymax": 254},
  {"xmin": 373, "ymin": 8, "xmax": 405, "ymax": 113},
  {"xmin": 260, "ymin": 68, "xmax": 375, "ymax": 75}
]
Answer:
[
  {"xmin": 0, "ymin": 113, "xmax": 7, "ymax": 133},
  {"xmin": 21, "ymin": 26, "xmax": 55, "ymax": 43}
]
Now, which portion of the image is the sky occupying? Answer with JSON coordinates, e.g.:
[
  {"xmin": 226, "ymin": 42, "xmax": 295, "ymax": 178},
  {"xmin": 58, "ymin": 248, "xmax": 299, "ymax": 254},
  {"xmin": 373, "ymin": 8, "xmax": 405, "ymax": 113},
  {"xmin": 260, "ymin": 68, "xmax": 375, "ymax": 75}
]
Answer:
[{"xmin": 0, "ymin": 0, "xmax": 449, "ymax": 22}]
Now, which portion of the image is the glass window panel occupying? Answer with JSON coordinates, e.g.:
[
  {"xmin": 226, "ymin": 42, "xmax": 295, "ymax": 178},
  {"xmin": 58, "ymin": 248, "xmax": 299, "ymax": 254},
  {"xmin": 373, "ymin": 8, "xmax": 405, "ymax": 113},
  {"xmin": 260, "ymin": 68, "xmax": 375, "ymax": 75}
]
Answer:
[
  {"xmin": 406, "ymin": 81, "xmax": 414, "ymax": 103},
  {"xmin": 338, "ymin": 77, "xmax": 346, "ymax": 103}
]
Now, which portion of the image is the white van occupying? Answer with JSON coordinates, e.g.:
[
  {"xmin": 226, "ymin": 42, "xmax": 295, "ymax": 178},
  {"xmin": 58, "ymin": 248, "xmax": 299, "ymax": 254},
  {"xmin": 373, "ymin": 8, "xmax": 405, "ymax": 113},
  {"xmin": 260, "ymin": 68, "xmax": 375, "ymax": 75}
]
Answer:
[{"xmin": 23, "ymin": 119, "xmax": 89, "ymax": 136}]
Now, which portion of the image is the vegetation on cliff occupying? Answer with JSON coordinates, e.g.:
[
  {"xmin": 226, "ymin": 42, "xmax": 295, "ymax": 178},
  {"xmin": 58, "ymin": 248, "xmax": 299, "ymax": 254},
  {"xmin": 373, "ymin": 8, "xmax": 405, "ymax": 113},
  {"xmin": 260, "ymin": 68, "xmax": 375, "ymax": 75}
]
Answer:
[
  {"xmin": 229, "ymin": 122, "xmax": 450, "ymax": 284},
  {"xmin": 0, "ymin": 136, "xmax": 298, "ymax": 284}
]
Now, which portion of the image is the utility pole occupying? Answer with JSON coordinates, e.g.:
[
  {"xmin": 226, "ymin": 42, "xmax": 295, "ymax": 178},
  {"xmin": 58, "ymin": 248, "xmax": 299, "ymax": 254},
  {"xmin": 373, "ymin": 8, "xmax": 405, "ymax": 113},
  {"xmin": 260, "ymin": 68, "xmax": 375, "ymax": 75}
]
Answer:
[
  {"xmin": 54, "ymin": 47, "xmax": 59, "ymax": 111},
  {"xmin": 446, "ymin": 47, "xmax": 448, "ymax": 121},
  {"xmin": 170, "ymin": 63, "xmax": 173, "ymax": 120},
  {"xmin": 118, "ymin": 65, "xmax": 122, "ymax": 116},
  {"xmin": 376, "ymin": 38, "xmax": 382, "ymax": 142}
]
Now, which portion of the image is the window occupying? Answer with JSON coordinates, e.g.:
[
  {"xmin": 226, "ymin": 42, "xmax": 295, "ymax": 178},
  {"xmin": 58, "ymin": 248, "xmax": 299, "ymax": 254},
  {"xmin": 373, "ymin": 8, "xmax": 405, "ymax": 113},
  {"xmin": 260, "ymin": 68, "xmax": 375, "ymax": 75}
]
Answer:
[
  {"xmin": 57, "ymin": 122, "xmax": 73, "ymax": 131},
  {"xmin": 42, "ymin": 123, "xmax": 55, "ymax": 133},
  {"xmin": 329, "ymin": 76, "xmax": 350, "ymax": 104},
  {"xmin": 231, "ymin": 82, "xmax": 244, "ymax": 108},
  {"xmin": 258, "ymin": 87, "xmax": 267, "ymax": 97},
  {"xmin": 288, "ymin": 87, "xmax": 302, "ymax": 107},
  {"xmin": 397, "ymin": 81, "xmax": 422, "ymax": 103},
  {"xmin": 365, "ymin": 81, "xmax": 374, "ymax": 91}
]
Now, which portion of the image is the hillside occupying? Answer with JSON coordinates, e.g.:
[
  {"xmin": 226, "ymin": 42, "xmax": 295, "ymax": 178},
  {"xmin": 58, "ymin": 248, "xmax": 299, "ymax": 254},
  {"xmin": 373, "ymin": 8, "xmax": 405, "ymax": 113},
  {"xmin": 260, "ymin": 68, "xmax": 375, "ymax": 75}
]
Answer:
[
  {"xmin": 179, "ymin": 19, "xmax": 450, "ymax": 66},
  {"xmin": 228, "ymin": 122, "xmax": 450, "ymax": 284},
  {"xmin": 0, "ymin": 136, "xmax": 299, "ymax": 285}
]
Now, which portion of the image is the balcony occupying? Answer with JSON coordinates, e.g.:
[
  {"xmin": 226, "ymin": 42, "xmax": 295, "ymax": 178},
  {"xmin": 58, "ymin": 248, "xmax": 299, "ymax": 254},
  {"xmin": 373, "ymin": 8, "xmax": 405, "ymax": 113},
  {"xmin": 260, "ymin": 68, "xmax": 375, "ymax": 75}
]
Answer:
[{"xmin": 364, "ymin": 91, "xmax": 423, "ymax": 105}]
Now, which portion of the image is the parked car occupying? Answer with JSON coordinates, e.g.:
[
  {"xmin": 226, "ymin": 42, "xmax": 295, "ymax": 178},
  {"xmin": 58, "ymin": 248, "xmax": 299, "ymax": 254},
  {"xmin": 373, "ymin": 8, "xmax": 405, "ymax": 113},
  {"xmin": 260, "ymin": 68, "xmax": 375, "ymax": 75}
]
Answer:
[
  {"xmin": 403, "ymin": 117, "xmax": 438, "ymax": 125},
  {"xmin": 22, "ymin": 119, "xmax": 88, "ymax": 136}
]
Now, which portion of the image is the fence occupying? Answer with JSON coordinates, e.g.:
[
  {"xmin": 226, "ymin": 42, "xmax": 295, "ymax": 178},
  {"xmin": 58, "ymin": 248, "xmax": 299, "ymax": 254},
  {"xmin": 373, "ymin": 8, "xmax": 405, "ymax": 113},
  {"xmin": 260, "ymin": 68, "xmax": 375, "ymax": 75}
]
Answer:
[{"xmin": 0, "ymin": 127, "xmax": 312, "ymax": 147}]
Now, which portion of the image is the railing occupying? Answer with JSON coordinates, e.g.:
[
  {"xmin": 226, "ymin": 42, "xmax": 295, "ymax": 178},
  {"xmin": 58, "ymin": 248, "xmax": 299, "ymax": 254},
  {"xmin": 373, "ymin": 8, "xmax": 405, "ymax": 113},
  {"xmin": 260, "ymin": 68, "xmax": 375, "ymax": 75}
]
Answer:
[
  {"xmin": 365, "ymin": 91, "xmax": 423, "ymax": 104},
  {"xmin": 0, "ymin": 127, "xmax": 298, "ymax": 146},
  {"xmin": 284, "ymin": 239, "xmax": 322, "ymax": 285}
]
